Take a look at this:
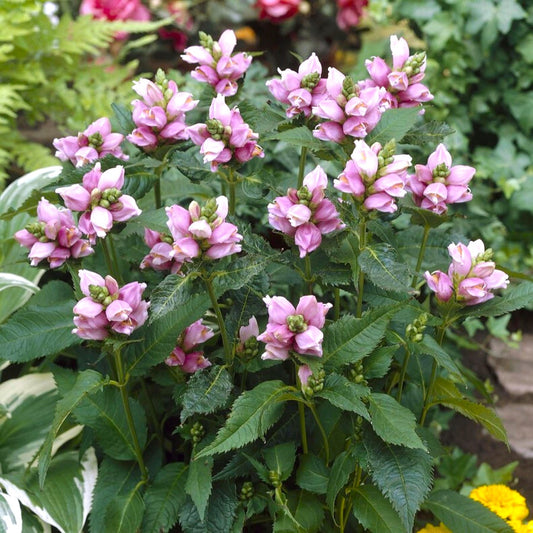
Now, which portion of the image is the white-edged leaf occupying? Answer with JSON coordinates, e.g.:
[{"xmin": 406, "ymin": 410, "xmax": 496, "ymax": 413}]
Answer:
[
  {"xmin": 0, "ymin": 491, "xmax": 22, "ymax": 533},
  {"xmin": 0, "ymin": 273, "xmax": 39, "ymax": 294}
]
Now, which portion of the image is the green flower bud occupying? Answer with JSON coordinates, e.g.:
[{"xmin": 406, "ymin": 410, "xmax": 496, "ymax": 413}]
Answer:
[
  {"xmin": 87, "ymin": 132, "xmax": 103, "ymax": 149},
  {"xmin": 191, "ymin": 421, "xmax": 205, "ymax": 444},
  {"xmin": 268, "ymin": 470, "xmax": 282, "ymax": 488},
  {"xmin": 301, "ymin": 72, "xmax": 320, "ymax": 90},
  {"xmin": 342, "ymin": 76, "xmax": 356, "ymax": 99},
  {"xmin": 239, "ymin": 481, "xmax": 254, "ymax": 501},
  {"xmin": 286, "ymin": 314, "xmax": 307, "ymax": 333},
  {"xmin": 432, "ymin": 162, "xmax": 450, "ymax": 180}
]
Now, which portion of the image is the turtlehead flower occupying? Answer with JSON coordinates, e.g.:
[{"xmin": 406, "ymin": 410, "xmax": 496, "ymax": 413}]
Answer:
[
  {"xmin": 14, "ymin": 198, "xmax": 93, "ymax": 268},
  {"xmin": 312, "ymin": 67, "xmax": 387, "ymax": 142},
  {"xmin": 266, "ymin": 53, "xmax": 326, "ymax": 118},
  {"xmin": 425, "ymin": 239, "xmax": 509, "ymax": 306},
  {"xmin": 181, "ymin": 29, "xmax": 252, "ymax": 96},
  {"xmin": 56, "ymin": 163, "xmax": 141, "ymax": 243},
  {"xmin": 236, "ymin": 316, "xmax": 260, "ymax": 360},
  {"xmin": 408, "ymin": 144, "xmax": 476, "ymax": 214},
  {"xmin": 256, "ymin": 0, "xmax": 301, "ymax": 21},
  {"xmin": 334, "ymin": 139, "xmax": 411, "ymax": 213},
  {"xmin": 165, "ymin": 319, "xmax": 214, "ymax": 372},
  {"xmin": 141, "ymin": 196, "xmax": 242, "ymax": 273},
  {"xmin": 257, "ymin": 295, "xmax": 332, "ymax": 360},
  {"xmin": 127, "ymin": 69, "xmax": 198, "ymax": 151},
  {"xmin": 188, "ymin": 94, "xmax": 264, "ymax": 171},
  {"xmin": 361, "ymin": 35, "xmax": 433, "ymax": 109},
  {"xmin": 336, "ymin": 0, "xmax": 368, "ymax": 30},
  {"xmin": 268, "ymin": 165, "xmax": 344, "ymax": 257},
  {"xmin": 53, "ymin": 117, "xmax": 128, "ymax": 167},
  {"xmin": 73, "ymin": 269, "xmax": 149, "ymax": 339}
]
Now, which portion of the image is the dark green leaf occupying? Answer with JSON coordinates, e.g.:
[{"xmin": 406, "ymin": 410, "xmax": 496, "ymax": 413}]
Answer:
[
  {"xmin": 359, "ymin": 243, "xmax": 411, "ymax": 293},
  {"xmin": 364, "ymin": 431, "xmax": 433, "ymax": 531},
  {"xmin": 401, "ymin": 120, "xmax": 455, "ymax": 147},
  {"xmin": 425, "ymin": 490, "xmax": 514, "ymax": 533},
  {"xmin": 263, "ymin": 442, "xmax": 296, "ymax": 482},
  {"xmin": 296, "ymin": 454, "xmax": 330, "ymax": 495},
  {"xmin": 352, "ymin": 484, "xmax": 407, "ymax": 533},
  {"xmin": 181, "ymin": 365, "xmax": 233, "ymax": 423},
  {"xmin": 104, "ymin": 487, "xmax": 145, "ymax": 533},
  {"xmin": 195, "ymin": 381, "xmax": 288, "ymax": 458},
  {"xmin": 366, "ymin": 107, "xmax": 421, "ymax": 145},
  {"xmin": 186, "ymin": 457, "xmax": 213, "ymax": 522},
  {"xmin": 412, "ymin": 336, "xmax": 463, "ymax": 380},
  {"xmin": 364, "ymin": 345, "xmax": 398, "ymax": 379},
  {"xmin": 315, "ymin": 374, "xmax": 369, "ymax": 418},
  {"xmin": 262, "ymin": 125, "xmax": 326, "ymax": 152},
  {"xmin": 326, "ymin": 451, "xmax": 357, "ymax": 512},
  {"xmin": 111, "ymin": 103, "xmax": 136, "ymax": 135},
  {"xmin": 368, "ymin": 393, "xmax": 426, "ymax": 449}
]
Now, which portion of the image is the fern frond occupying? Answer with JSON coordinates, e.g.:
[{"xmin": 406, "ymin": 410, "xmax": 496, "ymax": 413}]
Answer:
[{"xmin": 0, "ymin": 85, "xmax": 29, "ymax": 125}]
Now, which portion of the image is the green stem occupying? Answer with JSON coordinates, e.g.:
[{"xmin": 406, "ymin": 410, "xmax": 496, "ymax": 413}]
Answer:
[
  {"xmin": 140, "ymin": 379, "xmax": 163, "ymax": 444},
  {"xmin": 297, "ymin": 146, "xmax": 308, "ymax": 188},
  {"xmin": 334, "ymin": 287, "xmax": 340, "ymax": 321},
  {"xmin": 114, "ymin": 349, "xmax": 148, "ymax": 481},
  {"xmin": 304, "ymin": 254, "xmax": 313, "ymax": 293},
  {"xmin": 204, "ymin": 275, "xmax": 232, "ymax": 365},
  {"xmin": 101, "ymin": 238, "xmax": 119, "ymax": 281},
  {"xmin": 419, "ymin": 325, "xmax": 446, "ymax": 426},
  {"xmin": 411, "ymin": 223, "xmax": 431, "ymax": 288},
  {"xmin": 107, "ymin": 233, "xmax": 123, "ymax": 284},
  {"xmin": 298, "ymin": 402, "xmax": 309, "ymax": 454},
  {"xmin": 356, "ymin": 218, "xmax": 367, "ymax": 318},
  {"xmin": 396, "ymin": 344, "xmax": 411, "ymax": 403},
  {"xmin": 226, "ymin": 168, "xmax": 236, "ymax": 216},
  {"xmin": 154, "ymin": 178, "xmax": 162, "ymax": 210},
  {"xmin": 308, "ymin": 403, "xmax": 330, "ymax": 465}
]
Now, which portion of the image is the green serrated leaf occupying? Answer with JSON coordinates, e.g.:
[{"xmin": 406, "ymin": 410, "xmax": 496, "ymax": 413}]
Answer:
[
  {"xmin": 425, "ymin": 490, "xmax": 514, "ymax": 533},
  {"xmin": 359, "ymin": 243, "xmax": 411, "ymax": 293},
  {"xmin": 295, "ymin": 454, "xmax": 330, "ymax": 495},
  {"xmin": 315, "ymin": 374, "xmax": 369, "ymax": 418},
  {"xmin": 37, "ymin": 370, "xmax": 105, "ymax": 486},
  {"xmin": 111, "ymin": 102, "xmax": 136, "ymax": 135},
  {"xmin": 323, "ymin": 305, "xmax": 398, "ymax": 369},
  {"xmin": 185, "ymin": 457, "xmax": 213, "ymax": 522},
  {"xmin": 262, "ymin": 125, "xmax": 326, "ymax": 152},
  {"xmin": 142, "ymin": 462, "xmax": 188, "ymax": 533},
  {"xmin": 405, "ymin": 204, "xmax": 450, "ymax": 229},
  {"xmin": 366, "ymin": 107, "xmax": 421, "ymax": 145},
  {"xmin": 364, "ymin": 431, "xmax": 432, "ymax": 531},
  {"xmin": 364, "ymin": 345, "xmax": 398, "ymax": 379},
  {"xmin": 195, "ymin": 381, "xmax": 288, "ymax": 458},
  {"xmin": 284, "ymin": 491, "xmax": 325, "ymax": 533},
  {"xmin": 326, "ymin": 451, "xmax": 357, "ymax": 513},
  {"xmin": 401, "ymin": 120, "xmax": 455, "ymax": 147},
  {"xmin": 263, "ymin": 442, "xmax": 296, "ymax": 482},
  {"xmin": 181, "ymin": 365, "xmax": 233, "ymax": 423},
  {"xmin": 431, "ymin": 378, "xmax": 507, "ymax": 444},
  {"xmin": 368, "ymin": 393, "xmax": 426, "ymax": 449},
  {"xmin": 352, "ymin": 484, "xmax": 406, "ymax": 533},
  {"xmin": 412, "ymin": 336, "xmax": 463, "ymax": 380},
  {"xmin": 104, "ymin": 486, "xmax": 145, "ymax": 533}
]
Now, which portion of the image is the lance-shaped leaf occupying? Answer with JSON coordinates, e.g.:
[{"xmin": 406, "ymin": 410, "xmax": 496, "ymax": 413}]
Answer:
[
  {"xmin": 367, "ymin": 393, "xmax": 426, "ymax": 449},
  {"xmin": 0, "ymin": 491, "xmax": 22, "ymax": 533},
  {"xmin": 425, "ymin": 490, "xmax": 514, "ymax": 533},
  {"xmin": 195, "ymin": 380, "xmax": 288, "ymax": 458},
  {"xmin": 431, "ymin": 377, "xmax": 508, "ymax": 444},
  {"xmin": 365, "ymin": 107, "xmax": 421, "ymax": 145},
  {"xmin": 352, "ymin": 484, "xmax": 407, "ymax": 533},
  {"xmin": 322, "ymin": 305, "xmax": 399, "ymax": 369},
  {"xmin": 181, "ymin": 365, "xmax": 233, "ymax": 423},
  {"xmin": 363, "ymin": 431, "xmax": 432, "ymax": 532},
  {"xmin": 263, "ymin": 442, "xmax": 296, "ymax": 482},
  {"xmin": 141, "ymin": 462, "xmax": 188, "ymax": 533},
  {"xmin": 185, "ymin": 457, "xmax": 213, "ymax": 522},
  {"xmin": 315, "ymin": 374, "xmax": 369, "ymax": 419},
  {"xmin": 359, "ymin": 243, "xmax": 411, "ymax": 293},
  {"xmin": 1, "ymin": 448, "xmax": 98, "ymax": 533},
  {"xmin": 401, "ymin": 120, "xmax": 455, "ymax": 147},
  {"xmin": 296, "ymin": 453, "xmax": 330, "ymax": 495},
  {"xmin": 411, "ymin": 336, "xmax": 463, "ymax": 381},
  {"xmin": 38, "ymin": 370, "xmax": 106, "ymax": 486},
  {"xmin": 0, "ymin": 281, "xmax": 82, "ymax": 362},
  {"xmin": 262, "ymin": 125, "xmax": 327, "ymax": 151},
  {"xmin": 326, "ymin": 450, "xmax": 357, "ymax": 513},
  {"xmin": 104, "ymin": 487, "xmax": 145, "ymax": 533}
]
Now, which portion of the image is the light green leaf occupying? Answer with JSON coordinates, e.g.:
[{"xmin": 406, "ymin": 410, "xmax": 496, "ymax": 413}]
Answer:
[
  {"xmin": 368, "ymin": 393, "xmax": 426, "ymax": 449},
  {"xmin": 0, "ymin": 491, "xmax": 22, "ymax": 533},
  {"xmin": 262, "ymin": 126, "xmax": 326, "ymax": 152},
  {"xmin": 359, "ymin": 243, "xmax": 411, "ymax": 293},
  {"xmin": 296, "ymin": 454, "xmax": 330, "ymax": 495},
  {"xmin": 364, "ymin": 431, "xmax": 433, "ymax": 531},
  {"xmin": 323, "ymin": 305, "xmax": 397, "ymax": 368},
  {"xmin": 352, "ymin": 484, "xmax": 406, "ymax": 533},
  {"xmin": 263, "ymin": 442, "xmax": 296, "ymax": 482},
  {"xmin": 425, "ymin": 490, "xmax": 514, "ymax": 533},
  {"xmin": 141, "ymin": 463, "xmax": 188, "ymax": 533},
  {"xmin": 1, "ymin": 448, "xmax": 97, "ymax": 533},
  {"xmin": 38, "ymin": 370, "xmax": 105, "ymax": 487},
  {"xmin": 104, "ymin": 487, "xmax": 145, "ymax": 533},
  {"xmin": 0, "ymin": 273, "xmax": 39, "ymax": 294},
  {"xmin": 431, "ymin": 378, "xmax": 507, "ymax": 444},
  {"xmin": 401, "ymin": 120, "xmax": 455, "ymax": 147},
  {"xmin": 180, "ymin": 365, "xmax": 233, "ymax": 423},
  {"xmin": 366, "ymin": 107, "xmax": 421, "ymax": 145},
  {"xmin": 185, "ymin": 457, "xmax": 213, "ymax": 522},
  {"xmin": 326, "ymin": 451, "xmax": 357, "ymax": 512},
  {"xmin": 195, "ymin": 381, "xmax": 288, "ymax": 458},
  {"xmin": 315, "ymin": 374, "xmax": 369, "ymax": 418}
]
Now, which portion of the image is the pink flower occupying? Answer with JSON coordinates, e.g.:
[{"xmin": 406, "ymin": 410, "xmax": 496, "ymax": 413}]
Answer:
[
  {"xmin": 407, "ymin": 144, "xmax": 476, "ymax": 214},
  {"xmin": 362, "ymin": 35, "xmax": 433, "ymax": 109},
  {"xmin": 266, "ymin": 53, "xmax": 327, "ymax": 118},
  {"xmin": 255, "ymin": 0, "xmax": 301, "ymax": 21},
  {"xmin": 72, "ymin": 270, "xmax": 149, "ymax": 339},
  {"xmin": 257, "ymin": 295, "xmax": 332, "ymax": 360},
  {"xmin": 127, "ymin": 70, "xmax": 198, "ymax": 151},
  {"xmin": 336, "ymin": 0, "xmax": 368, "ymax": 30},
  {"xmin": 181, "ymin": 29, "xmax": 252, "ymax": 97},
  {"xmin": 268, "ymin": 166, "xmax": 344, "ymax": 257},
  {"xmin": 53, "ymin": 117, "xmax": 128, "ymax": 167},
  {"xmin": 165, "ymin": 319, "xmax": 214, "ymax": 373},
  {"xmin": 14, "ymin": 198, "xmax": 93, "ymax": 268},
  {"xmin": 334, "ymin": 139, "xmax": 411, "ymax": 213},
  {"xmin": 188, "ymin": 94, "xmax": 263, "ymax": 171},
  {"xmin": 425, "ymin": 239, "xmax": 509, "ymax": 306},
  {"xmin": 56, "ymin": 163, "xmax": 141, "ymax": 243},
  {"xmin": 80, "ymin": 0, "xmax": 150, "ymax": 40}
]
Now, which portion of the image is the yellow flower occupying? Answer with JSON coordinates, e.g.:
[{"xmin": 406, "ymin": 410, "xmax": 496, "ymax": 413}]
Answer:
[
  {"xmin": 418, "ymin": 524, "xmax": 452, "ymax": 533},
  {"xmin": 469, "ymin": 484, "xmax": 529, "ymax": 522},
  {"xmin": 508, "ymin": 519, "xmax": 533, "ymax": 533}
]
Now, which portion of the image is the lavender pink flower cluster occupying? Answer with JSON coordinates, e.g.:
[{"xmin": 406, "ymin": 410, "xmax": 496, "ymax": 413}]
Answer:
[
  {"xmin": 166, "ymin": 319, "xmax": 214, "ymax": 373},
  {"xmin": 127, "ymin": 71, "xmax": 198, "ymax": 151},
  {"xmin": 141, "ymin": 196, "xmax": 242, "ymax": 274},
  {"xmin": 73, "ymin": 270, "xmax": 149, "ymax": 339},
  {"xmin": 425, "ymin": 240, "xmax": 509, "ymax": 306}
]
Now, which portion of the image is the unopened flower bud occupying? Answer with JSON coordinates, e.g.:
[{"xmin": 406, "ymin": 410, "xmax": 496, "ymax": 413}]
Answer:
[
  {"xmin": 342, "ymin": 76, "xmax": 356, "ymax": 99},
  {"xmin": 286, "ymin": 314, "xmax": 307, "ymax": 333},
  {"xmin": 87, "ymin": 132, "xmax": 103, "ymax": 148},
  {"xmin": 301, "ymin": 72, "xmax": 320, "ymax": 90},
  {"xmin": 268, "ymin": 470, "xmax": 282, "ymax": 488},
  {"xmin": 190, "ymin": 421, "xmax": 205, "ymax": 444},
  {"xmin": 239, "ymin": 481, "xmax": 254, "ymax": 501}
]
